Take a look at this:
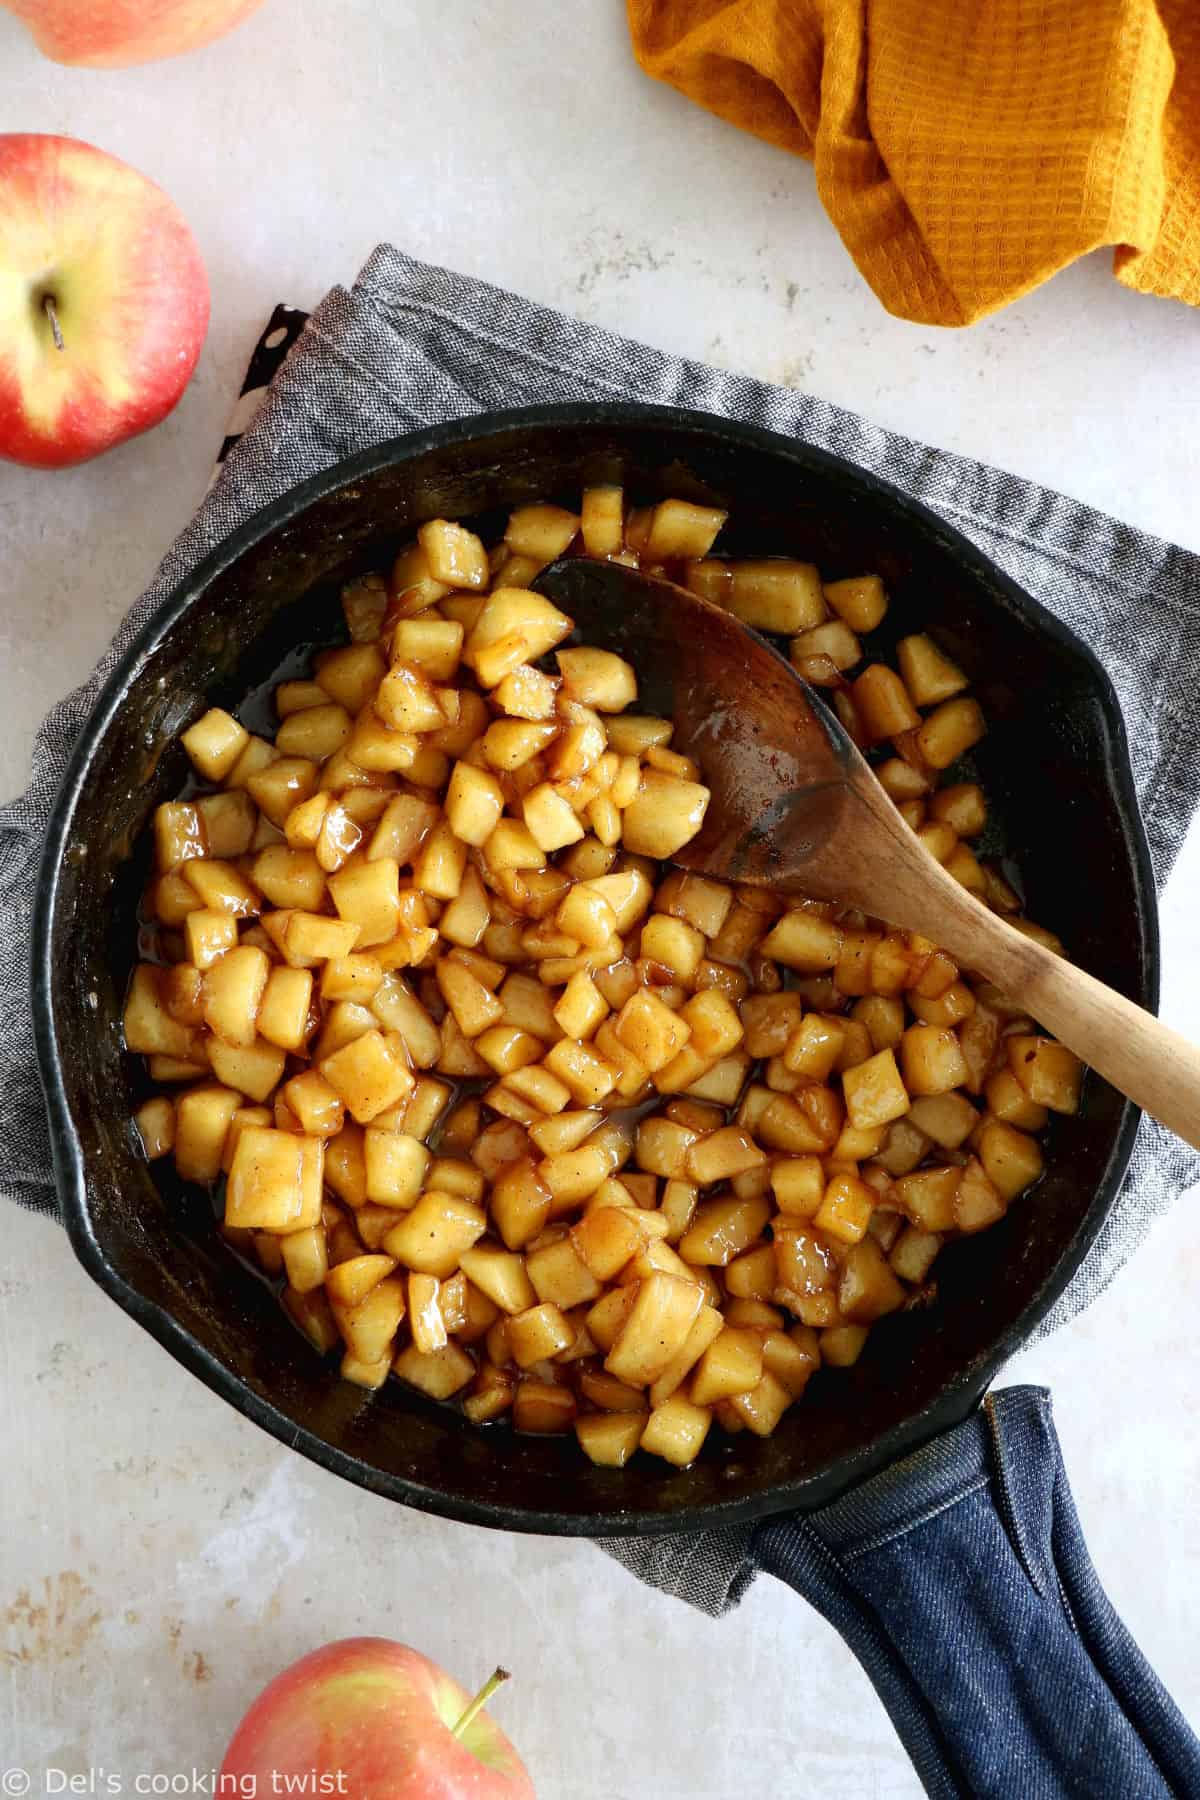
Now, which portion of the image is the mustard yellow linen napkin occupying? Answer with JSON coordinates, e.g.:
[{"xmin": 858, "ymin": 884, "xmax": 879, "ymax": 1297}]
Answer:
[{"xmin": 628, "ymin": 0, "xmax": 1200, "ymax": 324}]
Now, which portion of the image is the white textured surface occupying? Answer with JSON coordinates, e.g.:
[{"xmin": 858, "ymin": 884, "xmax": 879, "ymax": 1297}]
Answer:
[{"xmin": 3, "ymin": 3, "xmax": 1200, "ymax": 1792}]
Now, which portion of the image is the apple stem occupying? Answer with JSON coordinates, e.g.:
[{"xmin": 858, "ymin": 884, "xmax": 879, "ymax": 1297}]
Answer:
[
  {"xmin": 43, "ymin": 294, "xmax": 65, "ymax": 352},
  {"xmin": 451, "ymin": 1666, "xmax": 511, "ymax": 1741}
]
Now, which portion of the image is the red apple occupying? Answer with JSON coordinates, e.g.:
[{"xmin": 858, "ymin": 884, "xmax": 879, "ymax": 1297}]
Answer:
[
  {"xmin": 0, "ymin": 134, "xmax": 209, "ymax": 469},
  {"xmin": 221, "ymin": 1639, "xmax": 536, "ymax": 1798},
  {"xmin": 2, "ymin": 0, "xmax": 267, "ymax": 66}
]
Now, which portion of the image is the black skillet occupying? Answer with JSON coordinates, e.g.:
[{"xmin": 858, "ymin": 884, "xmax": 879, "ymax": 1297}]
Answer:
[{"xmin": 32, "ymin": 405, "xmax": 1152, "ymax": 1537}]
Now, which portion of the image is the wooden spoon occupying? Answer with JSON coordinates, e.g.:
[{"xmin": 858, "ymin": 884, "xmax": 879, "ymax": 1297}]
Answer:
[{"xmin": 535, "ymin": 556, "xmax": 1200, "ymax": 1151}]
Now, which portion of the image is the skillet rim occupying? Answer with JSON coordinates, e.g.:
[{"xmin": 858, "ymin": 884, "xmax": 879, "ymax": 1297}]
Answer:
[{"xmin": 31, "ymin": 401, "xmax": 1157, "ymax": 1536}]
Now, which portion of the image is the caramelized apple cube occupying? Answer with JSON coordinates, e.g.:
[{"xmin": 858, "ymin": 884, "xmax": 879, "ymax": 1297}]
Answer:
[
  {"xmin": 977, "ymin": 1119, "xmax": 1044, "ymax": 1201},
  {"xmin": 893, "ymin": 1165, "xmax": 961, "ymax": 1231},
  {"xmin": 906, "ymin": 1091, "xmax": 978, "ymax": 1148},
  {"xmin": 257, "ymin": 965, "xmax": 314, "ymax": 1052},
  {"xmin": 171, "ymin": 1085, "xmax": 240, "ymax": 1185},
  {"xmin": 621, "ymin": 770, "xmax": 711, "ymax": 859},
  {"xmin": 954, "ymin": 1156, "xmax": 1009, "ymax": 1231},
  {"xmin": 897, "ymin": 633, "xmax": 968, "ymax": 707},
  {"xmin": 690, "ymin": 1326, "xmax": 764, "ymax": 1406},
  {"xmin": 824, "ymin": 574, "xmax": 887, "ymax": 632},
  {"xmin": 181, "ymin": 707, "xmax": 249, "ymax": 782},
  {"xmin": 525, "ymin": 1238, "xmax": 602, "ymax": 1311},
  {"xmin": 445, "ymin": 762, "xmax": 505, "ymax": 848},
  {"xmin": 406, "ymin": 1271, "xmax": 448, "ymax": 1354},
  {"xmin": 381, "ymin": 1189, "xmax": 486, "ymax": 1278},
  {"xmin": 321, "ymin": 1029, "xmax": 414, "ymax": 1124},
  {"xmin": 678, "ymin": 989, "xmax": 743, "ymax": 1061},
  {"xmin": 761, "ymin": 1328, "xmax": 820, "ymax": 1397},
  {"xmin": 542, "ymin": 1039, "xmax": 617, "ymax": 1106},
  {"xmin": 329, "ymin": 859, "xmax": 402, "ymax": 949},
  {"xmin": 394, "ymin": 1340, "xmax": 475, "ymax": 1400},
  {"xmin": 202, "ymin": 944, "xmax": 269, "ymax": 1048},
  {"xmin": 1006, "ymin": 1036, "xmax": 1083, "ymax": 1114},
  {"xmin": 134, "ymin": 1096, "xmax": 176, "ymax": 1161},
  {"xmin": 813, "ymin": 1173, "xmax": 877, "ymax": 1245},
  {"xmin": 340, "ymin": 1352, "xmax": 391, "ymax": 1390},
  {"xmin": 513, "ymin": 1379, "xmax": 577, "ymax": 1434},
  {"xmin": 183, "ymin": 858, "xmax": 260, "ymax": 918},
  {"xmin": 723, "ymin": 1244, "xmax": 777, "ymax": 1301},
  {"xmin": 280, "ymin": 1227, "xmax": 329, "ymax": 1296},
  {"xmin": 579, "ymin": 484, "xmax": 624, "ymax": 557},
  {"xmin": 605, "ymin": 1272, "xmax": 704, "ymax": 1386},
  {"xmin": 464, "ymin": 590, "xmax": 573, "ymax": 689},
  {"xmin": 123, "ymin": 966, "xmax": 200, "ymax": 1060},
  {"xmin": 726, "ymin": 1371, "xmax": 792, "ymax": 1436},
  {"xmin": 889, "ymin": 1225, "xmax": 942, "ymax": 1284},
  {"xmin": 985, "ymin": 1067, "xmax": 1049, "ymax": 1131},
  {"xmin": 509, "ymin": 1302, "xmax": 574, "ymax": 1368},
  {"xmin": 917, "ymin": 698, "xmax": 986, "ymax": 770},
  {"xmin": 900, "ymin": 1023, "xmax": 969, "ymax": 1096},
  {"xmin": 615, "ymin": 989, "xmax": 691, "ymax": 1074},
  {"xmin": 538, "ymin": 1143, "xmax": 611, "ymax": 1208},
  {"xmin": 770, "ymin": 1156, "xmax": 825, "ymax": 1218},
  {"xmin": 842, "ymin": 1047, "xmax": 911, "ymax": 1129},
  {"xmin": 226, "ymin": 1125, "xmax": 322, "ymax": 1231},
  {"xmin": 417, "ymin": 518, "xmax": 489, "ymax": 589},
  {"xmin": 837, "ymin": 1238, "xmax": 906, "ymax": 1322},
  {"xmin": 325, "ymin": 1252, "xmax": 397, "ymax": 1310},
  {"xmin": 760, "ymin": 910, "xmax": 843, "ymax": 971},
  {"xmin": 570, "ymin": 1206, "xmax": 646, "ymax": 1281},
  {"xmin": 639, "ymin": 1395, "xmax": 712, "ymax": 1466},
  {"xmin": 556, "ymin": 883, "xmax": 617, "ymax": 949},
  {"xmin": 364, "ymin": 1130, "xmax": 429, "ymax": 1208},
  {"xmin": 725, "ymin": 560, "xmax": 824, "ymax": 633},
  {"xmin": 282, "ymin": 1069, "xmax": 345, "ymax": 1137},
  {"xmin": 458, "ymin": 1243, "xmax": 539, "ymax": 1313},
  {"xmin": 575, "ymin": 1412, "xmax": 645, "ymax": 1468},
  {"xmin": 634, "ymin": 1116, "xmax": 699, "ymax": 1179},
  {"xmin": 272, "ymin": 700, "xmax": 351, "ymax": 759},
  {"xmin": 582, "ymin": 1286, "xmax": 636, "ymax": 1355}
]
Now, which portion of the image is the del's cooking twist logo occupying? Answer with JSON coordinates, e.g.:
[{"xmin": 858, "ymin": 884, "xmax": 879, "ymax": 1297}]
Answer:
[{"xmin": 1, "ymin": 1773, "xmax": 347, "ymax": 1796}]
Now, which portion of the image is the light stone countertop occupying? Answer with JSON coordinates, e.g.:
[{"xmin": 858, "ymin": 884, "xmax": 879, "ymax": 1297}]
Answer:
[{"xmin": 3, "ymin": 4, "xmax": 1200, "ymax": 1794}]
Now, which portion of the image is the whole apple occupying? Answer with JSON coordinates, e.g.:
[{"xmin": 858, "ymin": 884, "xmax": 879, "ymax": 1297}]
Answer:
[
  {"xmin": 0, "ymin": 134, "xmax": 209, "ymax": 469},
  {"xmin": 2, "ymin": 0, "xmax": 267, "ymax": 66},
  {"xmin": 221, "ymin": 1639, "xmax": 536, "ymax": 1799}
]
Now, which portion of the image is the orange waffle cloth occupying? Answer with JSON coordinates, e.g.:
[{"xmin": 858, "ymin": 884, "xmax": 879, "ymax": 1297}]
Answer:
[{"xmin": 627, "ymin": 1, "xmax": 1200, "ymax": 324}]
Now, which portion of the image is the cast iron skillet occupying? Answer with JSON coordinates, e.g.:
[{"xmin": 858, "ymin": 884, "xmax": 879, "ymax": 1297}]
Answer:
[{"xmin": 32, "ymin": 404, "xmax": 1154, "ymax": 1537}]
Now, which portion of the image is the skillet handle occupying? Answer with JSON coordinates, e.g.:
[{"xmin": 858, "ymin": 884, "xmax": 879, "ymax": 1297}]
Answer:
[{"xmin": 750, "ymin": 1386, "xmax": 1200, "ymax": 1800}]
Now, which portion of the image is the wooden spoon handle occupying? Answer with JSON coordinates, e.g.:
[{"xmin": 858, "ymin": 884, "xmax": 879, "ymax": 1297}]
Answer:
[{"xmin": 916, "ymin": 873, "xmax": 1200, "ymax": 1151}]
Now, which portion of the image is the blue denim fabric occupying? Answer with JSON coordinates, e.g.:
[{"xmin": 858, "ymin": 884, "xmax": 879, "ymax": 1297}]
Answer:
[{"xmin": 753, "ymin": 1387, "xmax": 1200, "ymax": 1799}]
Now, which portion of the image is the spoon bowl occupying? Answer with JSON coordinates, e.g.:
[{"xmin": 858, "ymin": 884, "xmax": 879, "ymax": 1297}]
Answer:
[{"xmin": 534, "ymin": 554, "xmax": 855, "ymax": 884}]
